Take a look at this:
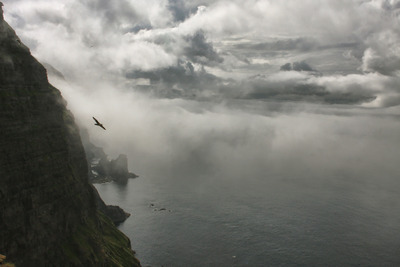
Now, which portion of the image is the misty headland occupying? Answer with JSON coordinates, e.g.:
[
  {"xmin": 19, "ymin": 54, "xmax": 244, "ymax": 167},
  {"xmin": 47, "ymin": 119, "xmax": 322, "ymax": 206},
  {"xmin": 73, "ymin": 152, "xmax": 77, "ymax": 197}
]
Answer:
[{"xmin": 2, "ymin": 0, "xmax": 400, "ymax": 266}]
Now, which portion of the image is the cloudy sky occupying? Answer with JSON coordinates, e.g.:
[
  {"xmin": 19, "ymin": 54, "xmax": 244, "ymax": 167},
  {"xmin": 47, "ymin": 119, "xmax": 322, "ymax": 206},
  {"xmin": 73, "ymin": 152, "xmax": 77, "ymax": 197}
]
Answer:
[{"xmin": 3, "ymin": 0, "xmax": 400, "ymax": 179}]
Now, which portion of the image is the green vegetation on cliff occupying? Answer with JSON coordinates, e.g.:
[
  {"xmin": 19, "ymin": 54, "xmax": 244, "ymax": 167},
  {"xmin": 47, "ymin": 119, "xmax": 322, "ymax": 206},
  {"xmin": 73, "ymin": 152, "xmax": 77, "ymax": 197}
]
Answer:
[{"xmin": 62, "ymin": 211, "xmax": 140, "ymax": 267}]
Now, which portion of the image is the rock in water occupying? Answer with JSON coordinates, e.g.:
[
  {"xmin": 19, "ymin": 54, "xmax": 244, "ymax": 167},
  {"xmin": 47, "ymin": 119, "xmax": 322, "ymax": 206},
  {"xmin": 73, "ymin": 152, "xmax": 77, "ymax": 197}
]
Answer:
[
  {"xmin": 0, "ymin": 5, "xmax": 140, "ymax": 266},
  {"xmin": 80, "ymin": 128, "xmax": 139, "ymax": 184},
  {"xmin": 93, "ymin": 186, "xmax": 131, "ymax": 225}
]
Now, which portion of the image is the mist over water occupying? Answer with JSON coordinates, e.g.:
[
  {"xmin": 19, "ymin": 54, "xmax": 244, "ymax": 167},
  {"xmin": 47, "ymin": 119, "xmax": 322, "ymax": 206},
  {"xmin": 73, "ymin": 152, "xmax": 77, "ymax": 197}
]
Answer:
[
  {"xmin": 93, "ymin": 94, "xmax": 400, "ymax": 266},
  {"xmin": 50, "ymin": 69, "xmax": 400, "ymax": 266},
  {"xmin": 96, "ymin": 147, "xmax": 400, "ymax": 266}
]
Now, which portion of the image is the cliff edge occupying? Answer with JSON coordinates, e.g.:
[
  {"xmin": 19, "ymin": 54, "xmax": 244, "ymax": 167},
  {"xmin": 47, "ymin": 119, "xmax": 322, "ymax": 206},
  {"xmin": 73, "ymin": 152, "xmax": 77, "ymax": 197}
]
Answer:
[{"xmin": 0, "ymin": 4, "xmax": 140, "ymax": 266}]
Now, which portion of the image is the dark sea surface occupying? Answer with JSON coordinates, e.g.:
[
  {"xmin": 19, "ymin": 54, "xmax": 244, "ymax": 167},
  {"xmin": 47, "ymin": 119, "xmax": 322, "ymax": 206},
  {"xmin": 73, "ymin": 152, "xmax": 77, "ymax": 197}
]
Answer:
[{"xmin": 95, "ymin": 171, "xmax": 400, "ymax": 267}]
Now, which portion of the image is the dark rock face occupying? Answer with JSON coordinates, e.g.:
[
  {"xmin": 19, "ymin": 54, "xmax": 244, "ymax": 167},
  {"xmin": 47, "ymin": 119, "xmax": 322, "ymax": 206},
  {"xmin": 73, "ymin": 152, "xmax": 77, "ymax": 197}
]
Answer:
[
  {"xmin": 0, "ymin": 3, "xmax": 3, "ymax": 21},
  {"xmin": 0, "ymin": 9, "xmax": 140, "ymax": 267}
]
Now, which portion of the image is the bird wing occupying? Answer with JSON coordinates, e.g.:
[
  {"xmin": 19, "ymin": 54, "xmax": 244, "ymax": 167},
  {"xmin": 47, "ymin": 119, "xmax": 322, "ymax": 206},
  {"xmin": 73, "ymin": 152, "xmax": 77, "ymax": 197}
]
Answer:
[{"xmin": 93, "ymin": 117, "xmax": 100, "ymax": 124}]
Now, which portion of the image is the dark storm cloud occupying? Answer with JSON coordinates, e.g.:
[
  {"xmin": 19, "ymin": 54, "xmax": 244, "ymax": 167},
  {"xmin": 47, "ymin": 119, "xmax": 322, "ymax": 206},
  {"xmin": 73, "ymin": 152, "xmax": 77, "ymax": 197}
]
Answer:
[
  {"xmin": 234, "ymin": 76, "xmax": 377, "ymax": 105},
  {"xmin": 234, "ymin": 38, "xmax": 318, "ymax": 52},
  {"xmin": 168, "ymin": 0, "xmax": 193, "ymax": 22},
  {"xmin": 127, "ymin": 23, "xmax": 153, "ymax": 33},
  {"xmin": 247, "ymin": 90, "xmax": 375, "ymax": 105},
  {"xmin": 280, "ymin": 61, "xmax": 315, "ymax": 72},
  {"xmin": 363, "ymin": 48, "xmax": 400, "ymax": 76},
  {"xmin": 167, "ymin": 0, "xmax": 215, "ymax": 21},
  {"xmin": 126, "ymin": 61, "xmax": 198, "ymax": 86},
  {"xmin": 232, "ymin": 39, "xmax": 363, "ymax": 64},
  {"xmin": 382, "ymin": 0, "xmax": 400, "ymax": 10},
  {"xmin": 380, "ymin": 77, "xmax": 400, "ymax": 107},
  {"xmin": 280, "ymin": 63, "xmax": 292, "ymax": 71},
  {"xmin": 319, "ymin": 42, "xmax": 360, "ymax": 50},
  {"xmin": 367, "ymin": 57, "xmax": 400, "ymax": 76},
  {"xmin": 126, "ymin": 61, "xmax": 222, "ymax": 98},
  {"xmin": 184, "ymin": 31, "xmax": 223, "ymax": 65},
  {"xmin": 126, "ymin": 61, "xmax": 376, "ymax": 105},
  {"xmin": 360, "ymin": 1, "xmax": 400, "ymax": 77}
]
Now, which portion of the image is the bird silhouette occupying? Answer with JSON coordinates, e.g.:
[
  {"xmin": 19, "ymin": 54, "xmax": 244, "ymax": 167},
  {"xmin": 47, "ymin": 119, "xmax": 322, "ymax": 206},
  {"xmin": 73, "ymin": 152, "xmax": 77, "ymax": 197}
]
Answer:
[{"xmin": 93, "ymin": 117, "xmax": 106, "ymax": 130}]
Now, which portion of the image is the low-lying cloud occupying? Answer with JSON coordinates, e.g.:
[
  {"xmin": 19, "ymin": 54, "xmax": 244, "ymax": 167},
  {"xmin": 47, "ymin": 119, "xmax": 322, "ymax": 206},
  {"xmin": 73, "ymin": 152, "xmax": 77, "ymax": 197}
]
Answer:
[
  {"xmin": 2, "ymin": 0, "xmax": 400, "ymax": 183},
  {"xmin": 49, "ymin": 75, "xmax": 400, "ymax": 184}
]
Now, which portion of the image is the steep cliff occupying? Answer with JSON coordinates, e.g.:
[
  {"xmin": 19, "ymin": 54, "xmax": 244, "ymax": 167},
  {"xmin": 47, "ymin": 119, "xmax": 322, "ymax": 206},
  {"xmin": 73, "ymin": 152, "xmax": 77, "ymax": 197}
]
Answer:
[{"xmin": 0, "ymin": 6, "xmax": 140, "ymax": 267}]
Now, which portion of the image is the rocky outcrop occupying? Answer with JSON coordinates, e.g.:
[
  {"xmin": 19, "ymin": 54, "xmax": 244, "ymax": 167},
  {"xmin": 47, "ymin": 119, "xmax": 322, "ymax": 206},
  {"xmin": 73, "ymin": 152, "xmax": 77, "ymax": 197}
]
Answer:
[
  {"xmin": 79, "ymin": 130, "xmax": 135, "ymax": 224},
  {"xmin": 93, "ymin": 187, "xmax": 131, "ymax": 226},
  {"xmin": 81, "ymin": 129, "xmax": 138, "ymax": 184},
  {"xmin": 98, "ymin": 154, "xmax": 138, "ymax": 184},
  {"xmin": 0, "ymin": 6, "xmax": 140, "ymax": 267}
]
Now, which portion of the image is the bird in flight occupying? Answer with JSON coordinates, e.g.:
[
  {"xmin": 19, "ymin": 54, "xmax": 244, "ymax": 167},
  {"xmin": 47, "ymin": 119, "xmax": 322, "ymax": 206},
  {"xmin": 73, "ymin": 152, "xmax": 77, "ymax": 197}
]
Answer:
[{"xmin": 93, "ymin": 117, "xmax": 106, "ymax": 130}]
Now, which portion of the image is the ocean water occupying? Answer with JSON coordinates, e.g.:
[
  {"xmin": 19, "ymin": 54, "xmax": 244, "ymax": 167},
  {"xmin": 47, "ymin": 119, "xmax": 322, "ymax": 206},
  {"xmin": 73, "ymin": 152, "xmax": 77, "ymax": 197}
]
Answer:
[
  {"xmin": 95, "ymin": 171, "xmax": 400, "ymax": 267},
  {"xmin": 94, "ymin": 99, "xmax": 400, "ymax": 266}
]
